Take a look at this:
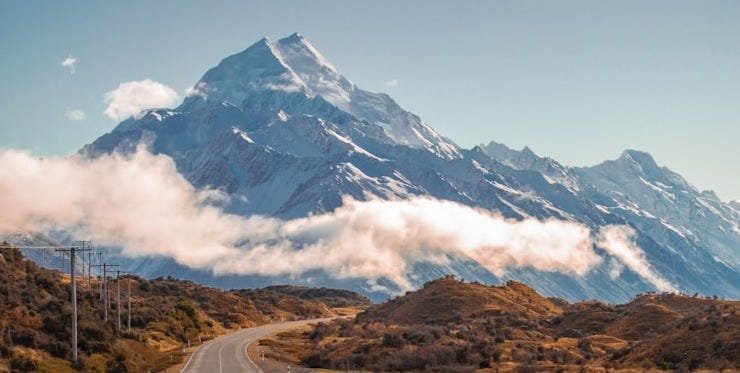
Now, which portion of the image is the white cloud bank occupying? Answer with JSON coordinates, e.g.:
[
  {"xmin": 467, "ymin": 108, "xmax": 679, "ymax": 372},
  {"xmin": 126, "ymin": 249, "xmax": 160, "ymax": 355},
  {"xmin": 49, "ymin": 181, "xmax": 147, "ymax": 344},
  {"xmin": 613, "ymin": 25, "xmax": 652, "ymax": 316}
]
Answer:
[
  {"xmin": 103, "ymin": 79, "xmax": 179, "ymax": 121},
  {"xmin": 384, "ymin": 79, "xmax": 399, "ymax": 88},
  {"xmin": 61, "ymin": 55, "xmax": 76, "ymax": 74},
  {"xmin": 64, "ymin": 108, "xmax": 86, "ymax": 121},
  {"xmin": 0, "ymin": 148, "xmax": 674, "ymax": 292}
]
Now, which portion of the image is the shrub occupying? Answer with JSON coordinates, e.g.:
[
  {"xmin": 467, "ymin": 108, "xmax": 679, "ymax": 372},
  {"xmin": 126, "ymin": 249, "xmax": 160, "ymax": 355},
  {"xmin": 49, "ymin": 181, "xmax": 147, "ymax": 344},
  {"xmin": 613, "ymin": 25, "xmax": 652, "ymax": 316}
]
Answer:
[
  {"xmin": 382, "ymin": 332, "xmax": 404, "ymax": 348},
  {"xmin": 9, "ymin": 355, "xmax": 37, "ymax": 372},
  {"xmin": 9, "ymin": 327, "xmax": 47, "ymax": 348},
  {"xmin": 302, "ymin": 348, "xmax": 331, "ymax": 368},
  {"xmin": 175, "ymin": 300, "xmax": 197, "ymax": 319},
  {"xmin": 403, "ymin": 326, "xmax": 437, "ymax": 345},
  {"xmin": 46, "ymin": 340, "xmax": 70, "ymax": 359}
]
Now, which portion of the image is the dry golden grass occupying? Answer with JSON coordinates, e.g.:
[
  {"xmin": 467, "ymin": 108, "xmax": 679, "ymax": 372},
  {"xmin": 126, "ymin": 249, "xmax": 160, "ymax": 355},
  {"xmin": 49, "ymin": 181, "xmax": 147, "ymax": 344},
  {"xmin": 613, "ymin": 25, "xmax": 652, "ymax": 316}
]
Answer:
[
  {"xmin": 359, "ymin": 277, "xmax": 561, "ymax": 325},
  {"xmin": 279, "ymin": 277, "xmax": 739, "ymax": 372},
  {"xmin": 0, "ymin": 243, "xmax": 369, "ymax": 372}
]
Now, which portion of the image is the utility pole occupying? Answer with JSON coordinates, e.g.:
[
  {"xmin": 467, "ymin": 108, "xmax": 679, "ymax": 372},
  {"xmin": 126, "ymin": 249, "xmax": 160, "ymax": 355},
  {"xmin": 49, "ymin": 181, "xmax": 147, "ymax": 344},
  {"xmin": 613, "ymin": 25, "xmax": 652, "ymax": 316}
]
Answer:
[
  {"xmin": 127, "ymin": 276, "xmax": 132, "ymax": 332},
  {"xmin": 16, "ymin": 245, "xmax": 89, "ymax": 364},
  {"xmin": 92, "ymin": 263, "xmax": 106, "ymax": 318},
  {"xmin": 97, "ymin": 252, "xmax": 104, "ymax": 300},
  {"xmin": 116, "ymin": 270, "xmax": 121, "ymax": 332},
  {"xmin": 113, "ymin": 270, "xmax": 132, "ymax": 333},
  {"xmin": 87, "ymin": 250, "xmax": 92, "ymax": 288},
  {"xmin": 92, "ymin": 262, "xmax": 118, "ymax": 322},
  {"xmin": 76, "ymin": 241, "xmax": 91, "ymax": 288},
  {"xmin": 54, "ymin": 245, "xmax": 90, "ymax": 364}
]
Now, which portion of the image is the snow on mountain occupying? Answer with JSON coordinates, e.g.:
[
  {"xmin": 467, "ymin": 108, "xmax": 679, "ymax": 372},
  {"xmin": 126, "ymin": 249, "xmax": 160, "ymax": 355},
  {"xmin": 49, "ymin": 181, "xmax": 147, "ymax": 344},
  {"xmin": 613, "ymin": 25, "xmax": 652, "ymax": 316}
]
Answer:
[
  {"xmin": 481, "ymin": 144, "xmax": 739, "ymax": 294},
  {"xmin": 730, "ymin": 199, "xmax": 740, "ymax": 212},
  {"xmin": 183, "ymin": 33, "xmax": 460, "ymax": 159},
  {"xmin": 576, "ymin": 150, "xmax": 740, "ymax": 270},
  {"xmin": 77, "ymin": 34, "xmax": 739, "ymax": 302},
  {"xmin": 478, "ymin": 141, "xmax": 580, "ymax": 191}
]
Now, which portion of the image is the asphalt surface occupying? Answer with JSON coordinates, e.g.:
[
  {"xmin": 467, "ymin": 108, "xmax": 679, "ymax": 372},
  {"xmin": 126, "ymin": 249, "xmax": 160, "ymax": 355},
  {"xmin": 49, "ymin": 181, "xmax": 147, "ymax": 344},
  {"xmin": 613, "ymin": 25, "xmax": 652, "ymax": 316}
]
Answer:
[{"xmin": 180, "ymin": 318, "xmax": 333, "ymax": 373}]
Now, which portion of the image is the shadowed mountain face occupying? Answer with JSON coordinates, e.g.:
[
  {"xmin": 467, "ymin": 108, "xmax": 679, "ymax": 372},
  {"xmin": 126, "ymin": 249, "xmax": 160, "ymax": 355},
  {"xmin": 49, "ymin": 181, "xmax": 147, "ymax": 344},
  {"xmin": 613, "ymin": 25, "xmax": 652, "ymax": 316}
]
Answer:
[{"xmin": 79, "ymin": 33, "xmax": 739, "ymax": 302}]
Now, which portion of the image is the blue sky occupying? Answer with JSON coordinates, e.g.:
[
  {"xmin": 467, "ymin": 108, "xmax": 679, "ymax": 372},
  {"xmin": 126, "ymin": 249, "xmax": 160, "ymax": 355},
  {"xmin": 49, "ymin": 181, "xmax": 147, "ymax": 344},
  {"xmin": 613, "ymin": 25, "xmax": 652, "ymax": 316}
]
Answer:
[{"xmin": 1, "ymin": 1, "xmax": 738, "ymax": 200}]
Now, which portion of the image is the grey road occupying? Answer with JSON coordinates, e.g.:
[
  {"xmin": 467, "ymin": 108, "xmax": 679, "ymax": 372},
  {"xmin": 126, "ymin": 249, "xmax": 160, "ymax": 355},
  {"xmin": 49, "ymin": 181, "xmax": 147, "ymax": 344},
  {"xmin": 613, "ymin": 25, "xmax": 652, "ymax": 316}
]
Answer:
[{"xmin": 180, "ymin": 318, "xmax": 332, "ymax": 373}]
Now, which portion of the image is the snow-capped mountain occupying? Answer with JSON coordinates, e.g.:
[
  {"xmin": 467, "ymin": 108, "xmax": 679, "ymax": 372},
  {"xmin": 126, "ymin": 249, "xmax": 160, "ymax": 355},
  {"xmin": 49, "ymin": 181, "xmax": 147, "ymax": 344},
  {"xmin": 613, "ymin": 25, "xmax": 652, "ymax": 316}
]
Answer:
[
  {"xmin": 80, "ymin": 34, "xmax": 739, "ymax": 302},
  {"xmin": 577, "ymin": 150, "xmax": 740, "ymax": 270},
  {"xmin": 480, "ymin": 143, "xmax": 740, "ymax": 271},
  {"xmin": 182, "ymin": 33, "xmax": 459, "ymax": 159},
  {"xmin": 479, "ymin": 141, "xmax": 580, "ymax": 191}
]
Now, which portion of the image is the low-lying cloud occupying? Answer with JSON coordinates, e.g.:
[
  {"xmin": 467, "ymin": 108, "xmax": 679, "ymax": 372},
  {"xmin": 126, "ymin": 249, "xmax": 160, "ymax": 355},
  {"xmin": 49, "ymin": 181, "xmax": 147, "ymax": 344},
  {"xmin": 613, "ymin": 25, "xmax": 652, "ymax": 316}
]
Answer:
[
  {"xmin": 0, "ymin": 148, "xmax": 673, "ymax": 292},
  {"xmin": 597, "ymin": 225, "xmax": 676, "ymax": 292},
  {"xmin": 103, "ymin": 79, "xmax": 179, "ymax": 121}
]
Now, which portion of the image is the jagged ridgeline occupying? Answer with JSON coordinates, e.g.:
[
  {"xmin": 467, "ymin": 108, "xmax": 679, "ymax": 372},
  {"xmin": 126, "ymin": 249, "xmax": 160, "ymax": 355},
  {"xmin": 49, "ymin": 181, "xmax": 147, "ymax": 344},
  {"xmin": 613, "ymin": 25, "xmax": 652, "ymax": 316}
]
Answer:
[
  {"xmin": 77, "ymin": 33, "xmax": 740, "ymax": 303},
  {"xmin": 0, "ymin": 243, "xmax": 369, "ymax": 372}
]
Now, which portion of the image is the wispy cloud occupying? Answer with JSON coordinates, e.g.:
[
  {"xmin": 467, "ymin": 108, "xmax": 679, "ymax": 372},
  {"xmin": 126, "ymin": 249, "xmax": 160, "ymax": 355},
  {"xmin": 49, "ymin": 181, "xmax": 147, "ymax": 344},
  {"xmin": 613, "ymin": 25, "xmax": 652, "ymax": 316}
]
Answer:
[
  {"xmin": 384, "ymin": 79, "xmax": 399, "ymax": 88},
  {"xmin": 64, "ymin": 108, "xmax": 86, "ymax": 121},
  {"xmin": 597, "ymin": 225, "xmax": 676, "ymax": 292},
  {"xmin": 61, "ymin": 55, "xmax": 77, "ymax": 74},
  {"xmin": 103, "ymin": 79, "xmax": 180, "ymax": 121},
  {"xmin": 185, "ymin": 82, "xmax": 210, "ymax": 100}
]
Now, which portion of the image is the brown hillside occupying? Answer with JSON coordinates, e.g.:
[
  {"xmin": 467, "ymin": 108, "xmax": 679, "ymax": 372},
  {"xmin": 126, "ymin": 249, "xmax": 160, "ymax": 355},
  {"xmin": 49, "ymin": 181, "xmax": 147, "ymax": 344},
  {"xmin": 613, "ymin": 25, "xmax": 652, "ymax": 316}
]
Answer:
[
  {"xmin": 272, "ymin": 277, "xmax": 739, "ymax": 372},
  {"xmin": 0, "ymin": 242, "xmax": 369, "ymax": 372},
  {"xmin": 358, "ymin": 276, "xmax": 561, "ymax": 325},
  {"xmin": 615, "ymin": 295, "xmax": 739, "ymax": 370}
]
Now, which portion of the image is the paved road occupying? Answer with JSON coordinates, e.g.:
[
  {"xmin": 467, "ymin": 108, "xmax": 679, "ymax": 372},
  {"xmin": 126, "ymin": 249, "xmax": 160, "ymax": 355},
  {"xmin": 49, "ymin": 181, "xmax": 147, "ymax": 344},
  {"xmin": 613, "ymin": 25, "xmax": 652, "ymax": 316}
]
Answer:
[{"xmin": 180, "ymin": 318, "xmax": 333, "ymax": 373}]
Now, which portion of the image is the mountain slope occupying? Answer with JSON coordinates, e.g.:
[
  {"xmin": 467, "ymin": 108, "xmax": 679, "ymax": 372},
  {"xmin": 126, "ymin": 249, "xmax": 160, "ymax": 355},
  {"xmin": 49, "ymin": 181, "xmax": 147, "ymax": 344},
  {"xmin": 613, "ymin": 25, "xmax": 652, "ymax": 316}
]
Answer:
[
  {"xmin": 577, "ymin": 149, "xmax": 740, "ymax": 269},
  {"xmin": 78, "ymin": 33, "xmax": 739, "ymax": 303},
  {"xmin": 480, "ymin": 143, "xmax": 740, "ymax": 298}
]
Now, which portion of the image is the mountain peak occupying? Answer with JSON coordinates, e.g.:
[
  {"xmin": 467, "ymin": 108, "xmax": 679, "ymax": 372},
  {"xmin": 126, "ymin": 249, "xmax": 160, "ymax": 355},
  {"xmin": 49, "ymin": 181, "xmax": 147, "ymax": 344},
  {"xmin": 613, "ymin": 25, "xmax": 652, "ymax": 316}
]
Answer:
[
  {"xmin": 730, "ymin": 200, "xmax": 740, "ymax": 212},
  {"xmin": 276, "ymin": 32, "xmax": 340, "ymax": 75},
  {"xmin": 185, "ymin": 33, "xmax": 460, "ymax": 158},
  {"xmin": 284, "ymin": 32, "xmax": 305, "ymax": 42},
  {"xmin": 618, "ymin": 149, "xmax": 659, "ymax": 171},
  {"xmin": 522, "ymin": 145, "xmax": 536, "ymax": 155}
]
